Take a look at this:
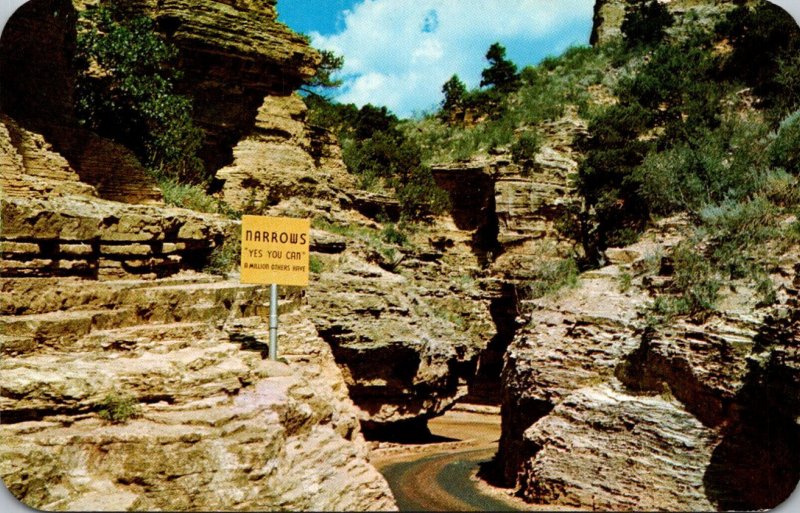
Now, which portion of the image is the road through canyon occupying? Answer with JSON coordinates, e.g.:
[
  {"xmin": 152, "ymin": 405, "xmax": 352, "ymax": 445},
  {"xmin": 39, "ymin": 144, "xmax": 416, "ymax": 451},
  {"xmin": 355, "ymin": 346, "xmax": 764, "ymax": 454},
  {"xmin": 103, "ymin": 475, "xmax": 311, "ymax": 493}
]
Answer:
[{"xmin": 371, "ymin": 407, "xmax": 573, "ymax": 512}]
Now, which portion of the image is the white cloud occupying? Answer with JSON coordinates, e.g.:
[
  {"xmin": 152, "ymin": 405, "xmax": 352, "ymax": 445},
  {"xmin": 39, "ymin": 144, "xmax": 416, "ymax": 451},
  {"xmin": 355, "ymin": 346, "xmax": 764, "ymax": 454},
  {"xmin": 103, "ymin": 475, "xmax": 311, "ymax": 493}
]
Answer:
[{"xmin": 310, "ymin": 0, "xmax": 595, "ymax": 116}]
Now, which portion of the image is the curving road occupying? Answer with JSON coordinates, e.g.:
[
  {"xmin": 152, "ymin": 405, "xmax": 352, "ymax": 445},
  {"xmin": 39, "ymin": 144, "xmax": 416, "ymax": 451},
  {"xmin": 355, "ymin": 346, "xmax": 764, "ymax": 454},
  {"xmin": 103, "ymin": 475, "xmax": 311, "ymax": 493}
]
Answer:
[{"xmin": 372, "ymin": 407, "xmax": 524, "ymax": 512}]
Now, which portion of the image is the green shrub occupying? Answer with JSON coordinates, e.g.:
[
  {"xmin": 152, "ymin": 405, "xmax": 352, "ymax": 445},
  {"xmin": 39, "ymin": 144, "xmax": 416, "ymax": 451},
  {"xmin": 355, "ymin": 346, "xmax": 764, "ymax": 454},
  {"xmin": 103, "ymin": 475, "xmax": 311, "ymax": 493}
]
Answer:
[
  {"xmin": 769, "ymin": 110, "xmax": 800, "ymax": 175},
  {"xmin": 618, "ymin": 272, "xmax": 633, "ymax": 293},
  {"xmin": 635, "ymin": 116, "xmax": 771, "ymax": 215},
  {"xmin": 670, "ymin": 244, "xmax": 721, "ymax": 316},
  {"xmin": 158, "ymin": 178, "xmax": 235, "ymax": 215},
  {"xmin": 380, "ymin": 224, "xmax": 408, "ymax": 246},
  {"xmin": 522, "ymin": 258, "xmax": 580, "ymax": 299},
  {"xmin": 75, "ymin": 4, "xmax": 205, "ymax": 183},
  {"xmin": 98, "ymin": 393, "xmax": 141, "ymax": 423},
  {"xmin": 204, "ymin": 229, "xmax": 241, "ymax": 275},
  {"xmin": 510, "ymin": 131, "xmax": 541, "ymax": 165},
  {"xmin": 717, "ymin": 1, "xmax": 800, "ymax": 117},
  {"xmin": 621, "ymin": 0, "xmax": 675, "ymax": 47},
  {"xmin": 309, "ymin": 255, "xmax": 324, "ymax": 274},
  {"xmin": 395, "ymin": 166, "xmax": 450, "ymax": 221}
]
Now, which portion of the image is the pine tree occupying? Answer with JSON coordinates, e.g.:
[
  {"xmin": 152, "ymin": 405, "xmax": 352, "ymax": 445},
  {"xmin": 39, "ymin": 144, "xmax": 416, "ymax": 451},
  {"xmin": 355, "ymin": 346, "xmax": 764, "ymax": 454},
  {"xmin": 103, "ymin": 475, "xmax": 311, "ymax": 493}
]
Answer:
[
  {"xmin": 480, "ymin": 42, "xmax": 519, "ymax": 92},
  {"xmin": 441, "ymin": 74, "xmax": 467, "ymax": 112}
]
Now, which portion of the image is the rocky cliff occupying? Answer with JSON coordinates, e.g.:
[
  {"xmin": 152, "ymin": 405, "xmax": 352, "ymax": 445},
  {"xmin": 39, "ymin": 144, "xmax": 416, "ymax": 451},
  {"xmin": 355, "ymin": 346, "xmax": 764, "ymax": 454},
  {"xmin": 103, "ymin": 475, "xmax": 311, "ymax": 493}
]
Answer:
[
  {"xmin": 429, "ymin": 111, "xmax": 586, "ymax": 403},
  {"xmin": 0, "ymin": 0, "xmax": 320, "ymax": 200},
  {"xmin": 497, "ymin": 217, "xmax": 800, "ymax": 510},
  {"xmin": 0, "ymin": 1, "xmax": 401, "ymax": 509},
  {"xmin": 0, "ymin": 120, "xmax": 399, "ymax": 510},
  {"xmin": 491, "ymin": 3, "xmax": 800, "ymax": 509}
]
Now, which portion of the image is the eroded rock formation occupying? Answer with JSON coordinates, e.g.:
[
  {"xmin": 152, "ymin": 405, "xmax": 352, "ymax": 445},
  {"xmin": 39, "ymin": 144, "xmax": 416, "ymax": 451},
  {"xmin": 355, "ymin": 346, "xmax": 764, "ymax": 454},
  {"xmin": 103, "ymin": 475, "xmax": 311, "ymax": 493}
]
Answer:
[
  {"xmin": 0, "ymin": 270, "xmax": 396, "ymax": 510},
  {"xmin": 430, "ymin": 112, "xmax": 586, "ymax": 403},
  {"xmin": 0, "ymin": 1, "xmax": 400, "ymax": 509},
  {"xmin": 498, "ymin": 216, "xmax": 800, "ymax": 510}
]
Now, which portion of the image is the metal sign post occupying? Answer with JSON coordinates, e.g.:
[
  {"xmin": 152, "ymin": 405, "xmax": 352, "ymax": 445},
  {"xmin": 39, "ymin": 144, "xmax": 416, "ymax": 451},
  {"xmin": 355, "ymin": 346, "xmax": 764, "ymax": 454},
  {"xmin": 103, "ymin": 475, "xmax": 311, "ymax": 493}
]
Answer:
[
  {"xmin": 269, "ymin": 283, "xmax": 278, "ymax": 361},
  {"xmin": 239, "ymin": 215, "xmax": 310, "ymax": 362}
]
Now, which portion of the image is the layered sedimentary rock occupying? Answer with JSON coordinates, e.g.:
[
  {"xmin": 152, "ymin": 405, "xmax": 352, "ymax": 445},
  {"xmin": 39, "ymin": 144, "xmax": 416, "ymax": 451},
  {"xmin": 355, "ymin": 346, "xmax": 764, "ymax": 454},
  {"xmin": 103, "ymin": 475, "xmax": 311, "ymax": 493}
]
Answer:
[
  {"xmin": 432, "ymin": 113, "xmax": 585, "ymax": 280},
  {"xmin": 104, "ymin": 0, "xmax": 321, "ymax": 172},
  {"xmin": 1, "ymin": 195, "xmax": 229, "ymax": 280},
  {"xmin": 498, "ymin": 216, "xmax": 800, "ymax": 510},
  {"xmin": 430, "ymin": 112, "xmax": 586, "ymax": 402},
  {"xmin": 217, "ymin": 94, "xmax": 357, "ymax": 212},
  {"xmin": 0, "ymin": 271, "xmax": 396, "ymax": 510},
  {"xmin": 309, "ymin": 256, "xmax": 480, "ymax": 434},
  {"xmin": 0, "ymin": 114, "xmax": 218, "ymax": 280},
  {"xmin": 0, "ymin": 0, "xmax": 319, "ymax": 200},
  {"xmin": 0, "ymin": 1, "xmax": 400, "ymax": 504}
]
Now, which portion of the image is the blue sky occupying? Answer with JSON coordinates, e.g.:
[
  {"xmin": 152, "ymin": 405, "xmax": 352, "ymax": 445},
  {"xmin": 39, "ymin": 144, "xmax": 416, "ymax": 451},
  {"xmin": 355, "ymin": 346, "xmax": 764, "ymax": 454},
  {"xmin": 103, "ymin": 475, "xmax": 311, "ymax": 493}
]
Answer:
[{"xmin": 276, "ymin": 0, "xmax": 595, "ymax": 117}]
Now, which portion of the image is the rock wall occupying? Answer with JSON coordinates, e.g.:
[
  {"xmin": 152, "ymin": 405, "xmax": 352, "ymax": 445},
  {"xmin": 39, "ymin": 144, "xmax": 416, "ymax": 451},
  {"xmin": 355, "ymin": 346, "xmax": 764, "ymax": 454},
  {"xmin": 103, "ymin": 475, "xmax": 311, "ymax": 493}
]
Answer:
[
  {"xmin": 498, "ymin": 216, "xmax": 800, "ymax": 510},
  {"xmin": 0, "ymin": 115, "xmax": 225, "ymax": 280},
  {"xmin": 495, "ymin": 2, "xmax": 800, "ymax": 509},
  {"xmin": 0, "ymin": 270, "xmax": 396, "ymax": 510},
  {"xmin": 430, "ymin": 112, "xmax": 585, "ymax": 403},
  {"xmin": 0, "ymin": 0, "xmax": 320, "ymax": 201},
  {"xmin": 216, "ymin": 94, "xmax": 357, "ymax": 212},
  {"xmin": 0, "ymin": 0, "xmax": 164, "ymax": 204},
  {"xmin": 0, "ymin": 2, "xmax": 401, "ymax": 508}
]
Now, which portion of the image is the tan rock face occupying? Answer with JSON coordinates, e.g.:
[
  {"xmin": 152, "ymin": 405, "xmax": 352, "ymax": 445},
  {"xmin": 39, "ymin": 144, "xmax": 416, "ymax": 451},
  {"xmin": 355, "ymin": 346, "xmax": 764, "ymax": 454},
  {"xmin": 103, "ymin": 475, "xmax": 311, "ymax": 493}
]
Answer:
[
  {"xmin": 0, "ymin": 115, "xmax": 98, "ymax": 200},
  {"xmin": 0, "ymin": 0, "xmax": 320, "ymax": 200},
  {"xmin": 429, "ymin": 113, "xmax": 586, "ymax": 403},
  {"xmin": 590, "ymin": 0, "xmax": 744, "ymax": 45},
  {"xmin": 308, "ymin": 257, "xmax": 480, "ymax": 433},
  {"xmin": 0, "ymin": 272, "xmax": 396, "ymax": 511},
  {"xmin": 498, "ymin": 218, "xmax": 800, "ymax": 510},
  {"xmin": 432, "ymin": 113, "xmax": 585, "ymax": 277},
  {"xmin": 0, "ymin": 2, "xmax": 163, "ymax": 205},
  {"xmin": 110, "ymin": 0, "xmax": 321, "ymax": 171},
  {"xmin": 0, "ymin": 195, "xmax": 228, "ymax": 280},
  {"xmin": 217, "ymin": 95, "xmax": 357, "ymax": 212}
]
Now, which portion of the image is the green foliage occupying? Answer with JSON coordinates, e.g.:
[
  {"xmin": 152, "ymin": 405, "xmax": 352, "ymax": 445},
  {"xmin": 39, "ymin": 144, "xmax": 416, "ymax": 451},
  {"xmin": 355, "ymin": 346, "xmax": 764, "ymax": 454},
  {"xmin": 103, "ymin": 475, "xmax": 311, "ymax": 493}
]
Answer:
[
  {"xmin": 75, "ymin": 4, "xmax": 205, "ymax": 183},
  {"xmin": 577, "ymin": 33, "xmax": 730, "ymax": 250},
  {"xmin": 98, "ymin": 393, "xmax": 141, "ymax": 423},
  {"xmin": 309, "ymin": 99, "xmax": 448, "ymax": 221},
  {"xmin": 303, "ymin": 49, "xmax": 344, "ymax": 95},
  {"xmin": 380, "ymin": 223, "xmax": 408, "ymax": 246},
  {"xmin": 717, "ymin": 1, "xmax": 800, "ymax": 117},
  {"xmin": 769, "ymin": 110, "xmax": 800, "ymax": 176},
  {"xmin": 204, "ymin": 228, "xmax": 241, "ymax": 275},
  {"xmin": 309, "ymin": 254, "xmax": 324, "ymax": 274},
  {"xmin": 305, "ymin": 94, "xmax": 360, "ymax": 133},
  {"xmin": 620, "ymin": 0, "xmax": 675, "ymax": 47},
  {"xmin": 480, "ymin": 42, "xmax": 520, "ymax": 92},
  {"xmin": 670, "ymin": 243, "xmax": 721, "ymax": 316},
  {"xmin": 634, "ymin": 116, "xmax": 771, "ymax": 215},
  {"xmin": 522, "ymin": 258, "xmax": 580, "ymax": 299},
  {"xmin": 412, "ymin": 44, "xmax": 611, "ymax": 164},
  {"xmin": 441, "ymin": 74, "xmax": 468, "ymax": 114},
  {"xmin": 618, "ymin": 272, "xmax": 633, "ymax": 293},
  {"xmin": 510, "ymin": 131, "xmax": 541, "ymax": 166},
  {"xmin": 158, "ymin": 177, "xmax": 235, "ymax": 215}
]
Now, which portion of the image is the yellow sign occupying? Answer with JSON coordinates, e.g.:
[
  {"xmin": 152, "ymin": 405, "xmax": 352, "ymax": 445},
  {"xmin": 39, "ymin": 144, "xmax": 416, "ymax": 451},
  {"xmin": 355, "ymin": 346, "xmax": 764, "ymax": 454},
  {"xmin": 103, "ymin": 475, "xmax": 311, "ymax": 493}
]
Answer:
[{"xmin": 240, "ymin": 216, "xmax": 310, "ymax": 286}]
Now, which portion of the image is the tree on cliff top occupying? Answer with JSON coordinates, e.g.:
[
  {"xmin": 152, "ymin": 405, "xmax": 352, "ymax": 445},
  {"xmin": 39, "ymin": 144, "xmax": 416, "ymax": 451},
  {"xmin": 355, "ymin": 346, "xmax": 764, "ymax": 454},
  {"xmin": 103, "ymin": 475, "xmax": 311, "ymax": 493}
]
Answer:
[
  {"xmin": 441, "ymin": 74, "xmax": 467, "ymax": 113},
  {"xmin": 480, "ymin": 42, "xmax": 520, "ymax": 92},
  {"xmin": 301, "ymin": 48, "xmax": 345, "ymax": 98}
]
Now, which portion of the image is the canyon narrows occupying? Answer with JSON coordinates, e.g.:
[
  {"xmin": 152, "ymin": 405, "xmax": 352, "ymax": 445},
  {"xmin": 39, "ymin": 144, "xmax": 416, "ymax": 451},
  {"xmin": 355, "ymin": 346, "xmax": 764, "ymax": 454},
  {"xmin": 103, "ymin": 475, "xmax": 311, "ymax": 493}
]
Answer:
[{"xmin": 2, "ymin": 0, "xmax": 800, "ymax": 511}]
